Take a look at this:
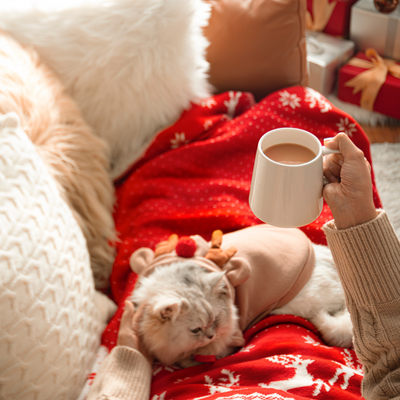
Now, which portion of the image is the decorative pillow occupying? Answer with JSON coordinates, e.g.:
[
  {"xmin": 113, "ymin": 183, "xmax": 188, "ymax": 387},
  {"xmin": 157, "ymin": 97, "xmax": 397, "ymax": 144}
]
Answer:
[
  {"xmin": 0, "ymin": 0, "xmax": 212, "ymax": 180},
  {"xmin": 0, "ymin": 113, "xmax": 112, "ymax": 400},
  {"xmin": 203, "ymin": 0, "xmax": 309, "ymax": 101}
]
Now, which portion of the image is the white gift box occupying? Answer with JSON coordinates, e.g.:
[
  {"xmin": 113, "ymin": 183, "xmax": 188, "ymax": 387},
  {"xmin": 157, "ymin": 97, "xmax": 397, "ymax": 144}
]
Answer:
[
  {"xmin": 350, "ymin": 0, "xmax": 400, "ymax": 61},
  {"xmin": 306, "ymin": 31, "xmax": 355, "ymax": 96}
]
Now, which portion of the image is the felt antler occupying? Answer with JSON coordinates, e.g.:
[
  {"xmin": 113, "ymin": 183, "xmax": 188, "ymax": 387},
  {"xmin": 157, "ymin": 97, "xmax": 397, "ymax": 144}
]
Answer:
[
  {"xmin": 205, "ymin": 230, "xmax": 237, "ymax": 268},
  {"xmin": 210, "ymin": 229, "xmax": 223, "ymax": 249},
  {"xmin": 154, "ymin": 234, "xmax": 179, "ymax": 257}
]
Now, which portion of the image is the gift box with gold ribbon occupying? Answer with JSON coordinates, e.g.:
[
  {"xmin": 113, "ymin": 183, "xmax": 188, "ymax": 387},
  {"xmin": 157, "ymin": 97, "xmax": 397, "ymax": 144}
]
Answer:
[
  {"xmin": 307, "ymin": 0, "xmax": 358, "ymax": 38},
  {"xmin": 350, "ymin": 0, "xmax": 400, "ymax": 62},
  {"xmin": 338, "ymin": 49, "xmax": 400, "ymax": 119}
]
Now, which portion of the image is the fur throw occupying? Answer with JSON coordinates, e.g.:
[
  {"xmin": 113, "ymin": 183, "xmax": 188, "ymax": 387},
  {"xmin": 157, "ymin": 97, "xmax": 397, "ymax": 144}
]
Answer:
[
  {"xmin": 0, "ymin": 0, "xmax": 213, "ymax": 179},
  {"xmin": 0, "ymin": 30, "xmax": 116, "ymax": 288}
]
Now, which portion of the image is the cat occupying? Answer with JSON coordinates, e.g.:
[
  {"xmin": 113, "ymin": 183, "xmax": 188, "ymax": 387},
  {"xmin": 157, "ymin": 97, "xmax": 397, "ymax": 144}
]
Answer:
[
  {"xmin": 131, "ymin": 261, "xmax": 245, "ymax": 368},
  {"xmin": 131, "ymin": 231, "xmax": 353, "ymax": 368}
]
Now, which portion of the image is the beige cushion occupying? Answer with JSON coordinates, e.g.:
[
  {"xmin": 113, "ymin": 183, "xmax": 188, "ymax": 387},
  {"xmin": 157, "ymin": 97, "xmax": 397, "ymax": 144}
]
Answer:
[
  {"xmin": 0, "ymin": 113, "xmax": 113, "ymax": 400},
  {"xmin": 204, "ymin": 0, "xmax": 309, "ymax": 101},
  {"xmin": 0, "ymin": 29, "xmax": 115, "ymax": 290}
]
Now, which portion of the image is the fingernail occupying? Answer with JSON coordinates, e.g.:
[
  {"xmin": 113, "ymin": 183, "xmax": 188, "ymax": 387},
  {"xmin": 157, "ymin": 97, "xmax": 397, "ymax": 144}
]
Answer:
[
  {"xmin": 324, "ymin": 137, "xmax": 334, "ymax": 144},
  {"xmin": 338, "ymin": 160, "xmax": 344, "ymax": 166}
]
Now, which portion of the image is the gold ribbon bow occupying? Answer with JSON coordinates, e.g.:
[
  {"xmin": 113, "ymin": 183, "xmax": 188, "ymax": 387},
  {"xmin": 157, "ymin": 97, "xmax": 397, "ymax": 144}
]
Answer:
[
  {"xmin": 306, "ymin": 0, "xmax": 337, "ymax": 31},
  {"xmin": 345, "ymin": 48, "xmax": 400, "ymax": 111}
]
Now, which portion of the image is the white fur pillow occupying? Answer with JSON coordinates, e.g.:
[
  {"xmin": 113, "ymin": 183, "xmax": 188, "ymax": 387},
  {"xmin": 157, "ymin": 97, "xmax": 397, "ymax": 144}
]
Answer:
[
  {"xmin": 0, "ymin": 0, "xmax": 212, "ymax": 179},
  {"xmin": 0, "ymin": 113, "xmax": 113, "ymax": 399}
]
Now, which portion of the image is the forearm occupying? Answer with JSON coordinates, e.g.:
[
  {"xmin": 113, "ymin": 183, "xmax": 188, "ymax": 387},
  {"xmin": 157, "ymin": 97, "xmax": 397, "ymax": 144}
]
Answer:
[
  {"xmin": 87, "ymin": 346, "xmax": 152, "ymax": 400},
  {"xmin": 323, "ymin": 211, "xmax": 400, "ymax": 399}
]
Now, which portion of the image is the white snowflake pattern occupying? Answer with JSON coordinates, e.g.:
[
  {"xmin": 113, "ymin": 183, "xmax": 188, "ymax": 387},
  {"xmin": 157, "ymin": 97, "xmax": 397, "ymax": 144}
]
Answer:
[
  {"xmin": 200, "ymin": 98, "xmax": 217, "ymax": 109},
  {"xmin": 212, "ymin": 394, "xmax": 296, "ymax": 400},
  {"xmin": 219, "ymin": 369, "xmax": 241, "ymax": 387},
  {"xmin": 341, "ymin": 349, "xmax": 363, "ymax": 375},
  {"xmin": 204, "ymin": 119, "xmax": 213, "ymax": 130},
  {"xmin": 328, "ymin": 361, "xmax": 363, "ymax": 390},
  {"xmin": 152, "ymin": 391, "xmax": 167, "ymax": 400},
  {"xmin": 174, "ymin": 376, "xmax": 191, "ymax": 384},
  {"xmin": 302, "ymin": 335, "xmax": 331, "ymax": 350},
  {"xmin": 239, "ymin": 344, "xmax": 255, "ymax": 353},
  {"xmin": 336, "ymin": 117, "xmax": 357, "ymax": 137},
  {"xmin": 304, "ymin": 88, "xmax": 332, "ymax": 113},
  {"xmin": 153, "ymin": 365, "xmax": 177, "ymax": 376},
  {"xmin": 224, "ymin": 91, "xmax": 242, "ymax": 119},
  {"xmin": 193, "ymin": 369, "xmax": 241, "ymax": 399},
  {"xmin": 170, "ymin": 132, "xmax": 188, "ymax": 149},
  {"xmin": 278, "ymin": 91, "xmax": 301, "ymax": 110}
]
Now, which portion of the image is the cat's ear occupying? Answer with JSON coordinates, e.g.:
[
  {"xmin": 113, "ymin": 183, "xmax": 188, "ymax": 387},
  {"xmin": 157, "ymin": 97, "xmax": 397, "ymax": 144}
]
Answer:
[
  {"xmin": 153, "ymin": 297, "xmax": 188, "ymax": 322},
  {"xmin": 129, "ymin": 247, "xmax": 155, "ymax": 275}
]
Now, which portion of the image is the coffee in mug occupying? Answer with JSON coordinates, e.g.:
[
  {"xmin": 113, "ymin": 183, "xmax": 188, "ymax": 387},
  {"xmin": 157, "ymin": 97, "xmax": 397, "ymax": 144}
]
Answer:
[
  {"xmin": 249, "ymin": 128, "xmax": 341, "ymax": 228},
  {"xmin": 263, "ymin": 143, "xmax": 317, "ymax": 165}
]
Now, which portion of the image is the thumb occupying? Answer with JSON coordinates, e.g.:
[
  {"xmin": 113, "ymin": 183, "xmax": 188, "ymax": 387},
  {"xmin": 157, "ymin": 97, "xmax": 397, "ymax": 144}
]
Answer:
[
  {"xmin": 120, "ymin": 300, "xmax": 135, "ymax": 330},
  {"xmin": 324, "ymin": 133, "xmax": 364, "ymax": 161},
  {"xmin": 132, "ymin": 303, "xmax": 146, "ymax": 328}
]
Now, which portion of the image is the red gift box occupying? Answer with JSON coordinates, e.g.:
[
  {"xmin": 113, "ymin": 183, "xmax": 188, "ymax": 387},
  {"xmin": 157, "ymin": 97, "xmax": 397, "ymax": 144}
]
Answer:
[
  {"xmin": 307, "ymin": 0, "xmax": 358, "ymax": 38},
  {"xmin": 338, "ymin": 50, "xmax": 400, "ymax": 119}
]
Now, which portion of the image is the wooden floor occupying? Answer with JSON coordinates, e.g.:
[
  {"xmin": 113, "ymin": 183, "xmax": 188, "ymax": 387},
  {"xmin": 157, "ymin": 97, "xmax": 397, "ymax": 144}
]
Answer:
[{"xmin": 360, "ymin": 122, "xmax": 400, "ymax": 144}]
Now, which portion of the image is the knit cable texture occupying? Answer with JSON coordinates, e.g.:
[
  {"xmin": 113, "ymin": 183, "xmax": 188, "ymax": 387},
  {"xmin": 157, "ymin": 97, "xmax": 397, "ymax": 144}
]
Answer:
[{"xmin": 324, "ymin": 210, "xmax": 400, "ymax": 400}]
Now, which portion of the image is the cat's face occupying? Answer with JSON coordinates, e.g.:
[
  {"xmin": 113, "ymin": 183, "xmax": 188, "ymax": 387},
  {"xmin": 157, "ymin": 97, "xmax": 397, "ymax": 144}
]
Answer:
[{"xmin": 132, "ymin": 261, "xmax": 239, "ymax": 366}]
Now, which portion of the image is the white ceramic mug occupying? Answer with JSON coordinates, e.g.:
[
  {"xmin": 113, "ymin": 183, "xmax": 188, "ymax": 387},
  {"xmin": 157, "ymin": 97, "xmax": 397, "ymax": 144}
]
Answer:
[{"xmin": 249, "ymin": 128, "xmax": 340, "ymax": 228}]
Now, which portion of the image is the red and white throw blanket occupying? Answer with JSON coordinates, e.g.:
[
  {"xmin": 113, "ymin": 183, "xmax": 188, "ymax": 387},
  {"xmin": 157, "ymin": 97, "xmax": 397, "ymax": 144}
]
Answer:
[{"xmin": 95, "ymin": 86, "xmax": 381, "ymax": 399}]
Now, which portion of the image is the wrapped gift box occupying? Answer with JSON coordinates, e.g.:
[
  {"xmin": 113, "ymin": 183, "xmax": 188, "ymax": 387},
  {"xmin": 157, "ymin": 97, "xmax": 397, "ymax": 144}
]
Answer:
[
  {"xmin": 306, "ymin": 31, "xmax": 355, "ymax": 95},
  {"xmin": 350, "ymin": 0, "xmax": 400, "ymax": 61},
  {"xmin": 307, "ymin": 0, "xmax": 358, "ymax": 38},
  {"xmin": 338, "ymin": 51, "xmax": 400, "ymax": 119}
]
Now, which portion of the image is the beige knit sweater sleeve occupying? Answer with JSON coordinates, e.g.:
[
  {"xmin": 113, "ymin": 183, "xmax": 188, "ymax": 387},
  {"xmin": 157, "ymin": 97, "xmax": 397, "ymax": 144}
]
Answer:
[
  {"xmin": 86, "ymin": 346, "xmax": 152, "ymax": 400},
  {"xmin": 323, "ymin": 210, "xmax": 400, "ymax": 400}
]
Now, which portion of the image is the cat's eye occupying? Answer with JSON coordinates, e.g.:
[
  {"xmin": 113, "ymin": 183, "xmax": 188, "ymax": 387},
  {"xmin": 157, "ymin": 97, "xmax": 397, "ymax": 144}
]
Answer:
[{"xmin": 190, "ymin": 327, "xmax": 202, "ymax": 334}]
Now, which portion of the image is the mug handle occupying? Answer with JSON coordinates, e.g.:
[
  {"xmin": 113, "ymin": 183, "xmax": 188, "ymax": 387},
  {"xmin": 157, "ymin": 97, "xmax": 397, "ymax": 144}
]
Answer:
[
  {"xmin": 321, "ymin": 146, "xmax": 341, "ymax": 156},
  {"xmin": 322, "ymin": 145, "xmax": 341, "ymax": 186}
]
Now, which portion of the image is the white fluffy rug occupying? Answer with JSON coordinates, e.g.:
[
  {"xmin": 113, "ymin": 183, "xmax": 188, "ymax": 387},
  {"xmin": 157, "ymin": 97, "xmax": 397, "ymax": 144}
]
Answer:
[{"xmin": 371, "ymin": 142, "xmax": 400, "ymax": 237}]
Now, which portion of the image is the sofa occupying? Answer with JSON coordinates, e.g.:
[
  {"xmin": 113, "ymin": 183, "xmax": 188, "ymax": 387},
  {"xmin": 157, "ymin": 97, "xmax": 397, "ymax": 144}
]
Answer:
[{"xmin": 0, "ymin": 1, "xmax": 382, "ymax": 399}]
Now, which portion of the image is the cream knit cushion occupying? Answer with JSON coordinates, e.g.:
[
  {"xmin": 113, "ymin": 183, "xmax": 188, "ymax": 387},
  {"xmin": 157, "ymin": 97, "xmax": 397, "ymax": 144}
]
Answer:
[{"xmin": 0, "ymin": 112, "xmax": 106, "ymax": 400}]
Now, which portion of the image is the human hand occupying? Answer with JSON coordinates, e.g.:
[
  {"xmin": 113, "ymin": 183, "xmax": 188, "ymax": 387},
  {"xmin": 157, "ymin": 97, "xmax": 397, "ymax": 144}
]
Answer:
[
  {"xmin": 117, "ymin": 301, "xmax": 154, "ymax": 365},
  {"xmin": 323, "ymin": 133, "xmax": 378, "ymax": 230}
]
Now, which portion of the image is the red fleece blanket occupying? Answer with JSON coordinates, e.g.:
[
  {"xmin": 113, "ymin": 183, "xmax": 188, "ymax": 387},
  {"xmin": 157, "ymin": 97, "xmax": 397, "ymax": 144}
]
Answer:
[{"xmin": 102, "ymin": 86, "xmax": 381, "ymax": 399}]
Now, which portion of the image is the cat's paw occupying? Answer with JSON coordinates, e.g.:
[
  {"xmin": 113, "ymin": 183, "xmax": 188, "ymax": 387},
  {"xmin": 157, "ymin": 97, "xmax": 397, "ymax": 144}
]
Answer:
[
  {"xmin": 176, "ymin": 357, "xmax": 203, "ymax": 369},
  {"xmin": 220, "ymin": 345, "xmax": 238, "ymax": 358},
  {"xmin": 229, "ymin": 329, "xmax": 245, "ymax": 347}
]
